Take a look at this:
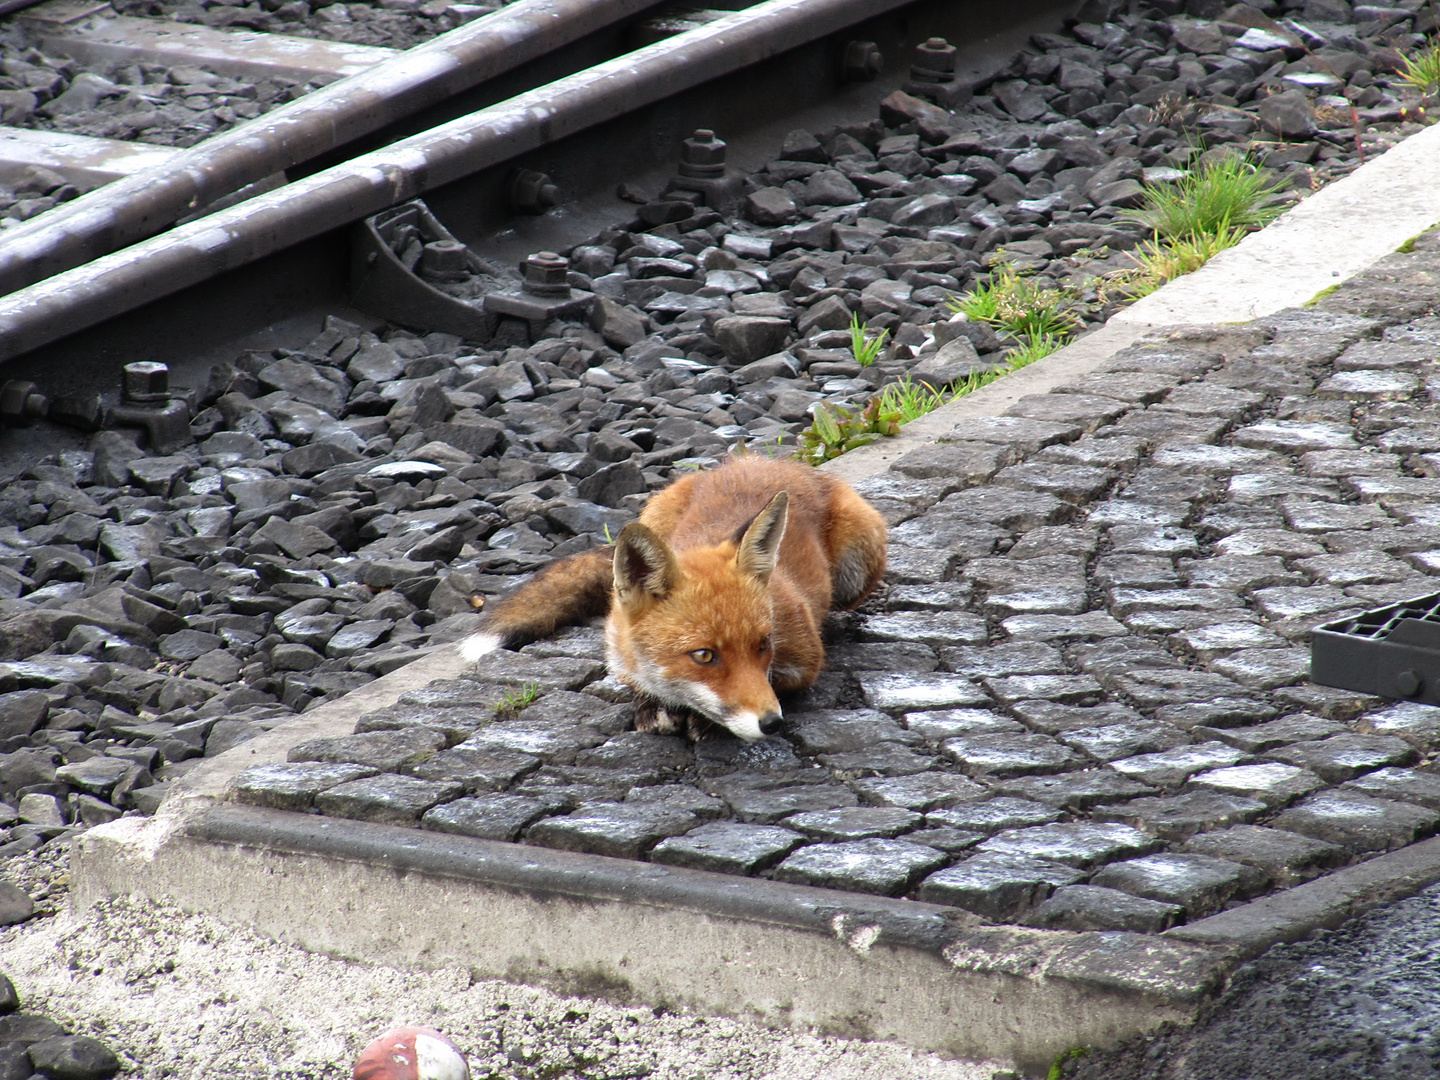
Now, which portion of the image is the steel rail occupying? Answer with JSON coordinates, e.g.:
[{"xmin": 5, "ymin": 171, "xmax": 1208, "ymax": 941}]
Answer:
[
  {"xmin": 0, "ymin": 0, "xmax": 660, "ymax": 296},
  {"xmin": 0, "ymin": 0, "xmax": 917, "ymax": 364}
]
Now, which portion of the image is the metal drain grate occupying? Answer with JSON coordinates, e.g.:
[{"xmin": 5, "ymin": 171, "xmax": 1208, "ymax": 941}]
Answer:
[{"xmin": 1311, "ymin": 591, "xmax": 1440, "ymax": 702}]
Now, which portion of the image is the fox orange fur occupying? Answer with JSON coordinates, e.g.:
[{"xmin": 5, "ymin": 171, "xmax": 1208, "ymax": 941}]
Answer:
[{"xmin": 460, "ymin": 456, "xmax": 887, "ymax": 740}]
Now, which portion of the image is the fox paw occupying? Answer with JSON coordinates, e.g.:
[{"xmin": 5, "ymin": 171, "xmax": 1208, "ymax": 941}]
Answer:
[{"xmin": 633, "ymin": 698, "xmax": 721, "ymax": 740}]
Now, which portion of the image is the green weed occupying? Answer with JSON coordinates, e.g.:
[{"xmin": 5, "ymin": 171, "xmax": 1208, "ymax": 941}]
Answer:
[
  {"xmin": 495, "ymin": 683, "xmax": 541, "ymax": 718},
  {"xmin": 848, "ymin": 311, "xmax": 888, "ymax": 367},
  {"xmin": 877, "ymin": 375, "xmax": 952, "ymax": 424},
  {"xmin": 796, "ymin": 396, "xmax": 904, "ymax": 466},
  {"xmin": 1121, "ymin": 155, "xmax": 1285, "ymax": 240},
  {"xmin": 1099, "ymin": 227, "xmax": 1247, "ymax": 303},
  {"xmin": 1399, "ymin": 40, "xmax": 1440, "ymax": 92},
  {"xmin": 797, "ymin": 332, "xmax": 1067, "ymax": 465},
  {"xmin": 1047, "ymin": 1047, "xmax": 1090, "ymax": 1080},
  {"xmin": 1003, "ymin": 332, "xmax": 1069, "ymax": 367},
  {"xmin": 1304, "ymin": 282, "xmax": 1342, "ymax": 307},
  {"xmin": 949, "ymin": 265, "xmax": 1080, "ymax": 341}
]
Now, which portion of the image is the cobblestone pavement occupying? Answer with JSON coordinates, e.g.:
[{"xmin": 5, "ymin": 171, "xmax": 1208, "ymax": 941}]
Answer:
[{"xmin": 227, "ymin": 229, "xmax": 1440, "ymax": 936}]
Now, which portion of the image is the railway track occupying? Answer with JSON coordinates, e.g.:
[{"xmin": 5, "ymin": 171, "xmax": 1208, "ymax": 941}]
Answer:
[{"xmin": 0, "ymin": 0, "xmax": 1082, "ymax": 371}]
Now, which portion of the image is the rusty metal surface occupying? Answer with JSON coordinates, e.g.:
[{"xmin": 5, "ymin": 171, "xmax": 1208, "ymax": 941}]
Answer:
[{"xmin": 0, "ymin": 0, "xmax": 660, "ymax": 295}]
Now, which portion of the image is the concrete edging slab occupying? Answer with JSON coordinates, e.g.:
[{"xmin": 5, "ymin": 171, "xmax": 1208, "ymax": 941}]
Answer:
[{"xmin": 74, "ymin": 801, "xmax": 1228, "ymax": 1073}]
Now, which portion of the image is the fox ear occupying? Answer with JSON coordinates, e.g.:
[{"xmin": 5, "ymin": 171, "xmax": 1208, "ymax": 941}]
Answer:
[
  {"xmin": 736, "ymin": 491, "xmax": 789, "ymax": 582},
  {"xmin": 613, "ymin": 523, "xmax": 679, "ymax": 604}
]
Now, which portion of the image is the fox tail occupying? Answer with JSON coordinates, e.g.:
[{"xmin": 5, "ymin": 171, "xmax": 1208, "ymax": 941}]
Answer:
[{"xmin": 459, "ymin": 544, "xmax": 614, "ymax": 661}]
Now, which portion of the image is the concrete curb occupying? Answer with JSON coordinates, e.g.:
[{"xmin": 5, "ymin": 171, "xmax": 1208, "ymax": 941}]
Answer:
[
  {"xmin": 74, "ymin": 801, "xmax": 1228, "ymax": 1074},
  {"xmin": 69, "ymin": 116, "xmax": 1440, "ymax": 1073},
  {"xmin": 1167, "ymin": 836, "xmax": 1440, "ymax": 960}
]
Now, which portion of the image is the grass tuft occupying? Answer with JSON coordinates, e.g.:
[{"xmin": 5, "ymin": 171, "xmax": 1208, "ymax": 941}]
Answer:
[
  {"xmin": 949, "ymin": 264, "xmax": 1080, "ymax": 341},
  {"xmin": 848, "ymin": 311, "xmax": 888, "ymax": 367},
  {"xmin": 495, "ymin": 682, "xmax": 541, "ymax": 718},
  {"xmin": 1121, "ymin": 155, "xmax": 1285, "ymax": 240},
  {"xmin": 1100, "ymin": 227, "xmax": 1247, "ymax": 303},
  {"xmin": 1399, "ymin": 39, "xmax": 1440, "ymax": 92}
]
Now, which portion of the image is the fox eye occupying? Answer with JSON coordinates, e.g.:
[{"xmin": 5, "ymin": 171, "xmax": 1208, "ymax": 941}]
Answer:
[
  {"xmin": 758, "ymin": 636, "xmax": 772, "ymax": 654},
  {"xmin": 689, "ymin": 648, "xmax": 717, "ymax": 665}
]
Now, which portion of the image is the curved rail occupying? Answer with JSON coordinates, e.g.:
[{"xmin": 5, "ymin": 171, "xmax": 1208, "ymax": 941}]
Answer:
[{"xmin": 0, "ymin": 0, "xmax": 659, "ymax": 295}]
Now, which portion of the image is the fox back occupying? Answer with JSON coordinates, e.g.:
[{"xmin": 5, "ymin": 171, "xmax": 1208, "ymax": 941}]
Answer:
[{"xmin": 461, "ymin": 456, "xmax": 886, "ymax": 739}]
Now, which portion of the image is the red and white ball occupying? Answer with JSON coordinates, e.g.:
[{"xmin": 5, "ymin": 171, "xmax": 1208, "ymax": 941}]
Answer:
[{"xmin": 353, "ymin": 1026, "xmax": 470, "ymax": 1080}]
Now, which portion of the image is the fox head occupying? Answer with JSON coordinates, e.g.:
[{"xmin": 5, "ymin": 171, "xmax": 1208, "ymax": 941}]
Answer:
[{"xmin": 605, "ymin": 491, "xmax": 789, "ymax": 741}]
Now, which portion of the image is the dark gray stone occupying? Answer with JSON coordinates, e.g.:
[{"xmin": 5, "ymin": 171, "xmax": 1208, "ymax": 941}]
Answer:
[
  {"xmin": 26, "ymin": 1035, "xmax": 120, "ymax": 1080},
  {"xmin": 421, "ymin": 793, "xmax": 567, "ymax": 841},
  {"xmin": 850, "ymin": 771, "xmax": 988, "ymax": 810},
  {"xmin": 938, "ymin": 487, "xmax": 1072, "ymax": 531},
  {"xmin": 1110, "ymin": 743, "xmax": 1252, "ymax": 790},
  {"xmin": 0, "ymin": 881, "xmax": 34, "ymax": 926},
  {"xmin": 467, "ymin": 653, "xmax": 605, "ymax": 692},
  {"xmin": 786, "ymin": 710, "xmax": 913, "ymax": 754},
  {"xmin": 784, "ymin": 805, "xmax": 922, "ymax": 840},
  {"xmin": 991, "ymin": 770, "xmax": 1157, "ymax": 811},
  {"xmin": 1187, "ymin": 762, "xmax": 1326, "ymax": 808},
  {"xmin": 526, "ymin": 803, "xmax": 704, "ymax": 858},
  {"xmin": 719, "ymin": 783, "xmax": 859, "ymax": 824},
  {"xmin": 1264, "ymin": 733, "xmax": 1416, "ymax": 783},
  {"xmin": 1340, "ymin": 767, "xmax": 1440, "ymax": 810},
  {"xmin": 773, "ymin": 837, "xmax": 946, "ymax": 896},
  {"xmin": 0, "ymin": 1012, "xmax": 64, "ymax": 1045},
  {"xmin": 1059, "ymin": 720, "xmax": 1189, "ymax": 762},
  {"xmin": 917, "ymin": 852, "xmax": 1084, "ymax": 919},
  {"xmin": 858, "ymin": 671, "xmax": 990, "ymax": 713},
  {"xmin": 1023, "ymin": 884, "xmax": 1183, "ymax": 934},
  {"xmin": 1090, "ymin": 852, "xmax": 1264, "ymax": 918},
  {"xmin": 651, "ymin": 821, "xmax": 805, "ymax": 875},
  {"xmin": 463, "ymin": 721, "xmax": 608, "ymax": 764},
  {"xmin": 857, "ymin": 612, "xmax": 987, "ymax": 646},
  {"xmin": 975, "ymin": 822, "xmax": 1159, "ymax": 869},
  {"xmin": 1270, "ymin": 792, "xmax": 1440, "ymax": 854},
  {"xmin": 1180, "ymin": 824, "xmax": 1345, "ymax": 887},
  {"xmin": 941, "ymin": 733, "xmax": 1084, "ymax": 778},
  {"xmin": 314, "ymin": 773, "xmax": 462, "ymax": 825},
  {"xmin": 926, "ymin": 797, "xmax": 1061, "ymax": 834},
  {"xmin": 288, "ymin": 728, "xmax": 446, "ymax": 771},
  {"xmin": 1200, "ymin": 713, "xmax": 1345, "ymax": 753},
  {"xmin": 403, "ymin": 744, "xmax": 541, "ymax": 792},
  {"xmin": 1093, "ymin": 790, "xmax": 1267, "ymax": 841},
  {"xmin": 229, "ymin": 761, "xmax": 377, "ymax": 811}
]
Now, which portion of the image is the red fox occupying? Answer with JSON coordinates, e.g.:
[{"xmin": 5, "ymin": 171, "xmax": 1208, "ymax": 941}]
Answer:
[{"xmin": 460, "ymin": 455, "xmax": 887, "ymax": 740}]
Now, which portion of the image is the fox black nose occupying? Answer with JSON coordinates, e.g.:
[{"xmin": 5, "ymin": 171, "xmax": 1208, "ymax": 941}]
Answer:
[{"xmin": 759, "ymin": 711, "xmax": 783, "ymax": 735}]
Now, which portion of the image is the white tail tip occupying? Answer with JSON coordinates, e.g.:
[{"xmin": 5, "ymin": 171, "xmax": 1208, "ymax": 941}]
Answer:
[{"xmin": 459, "ymin": 631, "xmax": 502, "ymax": 663}]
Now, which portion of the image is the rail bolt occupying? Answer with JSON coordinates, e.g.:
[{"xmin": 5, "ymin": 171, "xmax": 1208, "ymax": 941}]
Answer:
[
  {"xmin": 842, "ymin": 40, "xmax": 883, "ymax": 83},
  {"xmin": 509, "ymin": 169, "xmax": 559, "ymax": 214},
  {"xmin": 520, "ymin": 251, "xmax": 572, "ymax": 297},
  {"xmin": 679, "ymin": 129, "xmax": 727, "ymax": 179},
  {"xmin": 123, "ymin": 361, "xmax": 170, "ymax": 402},
  {"xmin": 0, "ymin": 380, "xmax": 49, "ymax": 427},
  {"xmin": 912, "ymin": 36, "xmax": 958, "ymax": 81},
  {"xmin": 419, "ymin": 240, "xmax": 470, "ymax": 282}
]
